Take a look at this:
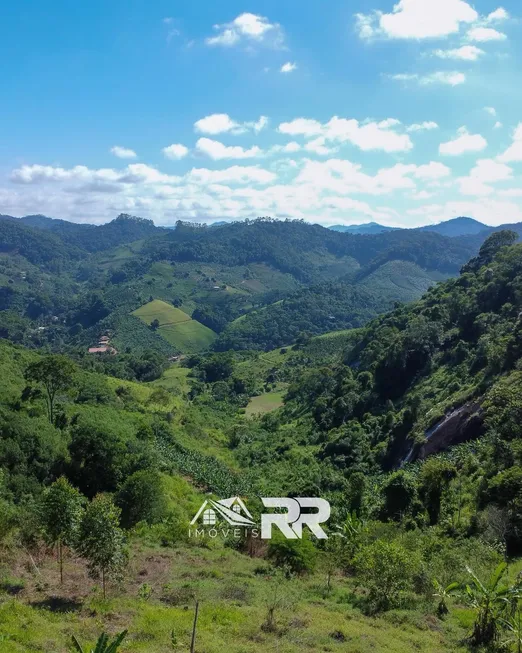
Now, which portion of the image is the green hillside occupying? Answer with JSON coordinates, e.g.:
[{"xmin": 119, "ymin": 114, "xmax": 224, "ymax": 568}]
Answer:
[
  {"xmin": 132, "ymin": 299, "xmax": 217, "ymax": 353},
  {"xmin": 5, "ymin": 231, "xmax": 522, "ymax": 651},
  {"xmin": 132, "ymin": 299, "xmax": 191, "ymax": 326}
]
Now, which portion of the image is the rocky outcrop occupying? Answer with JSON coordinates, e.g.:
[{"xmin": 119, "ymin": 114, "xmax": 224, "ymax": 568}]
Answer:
[{"xmin": 417, "ymin": 402, "xmax": 484, "ymax": 460}]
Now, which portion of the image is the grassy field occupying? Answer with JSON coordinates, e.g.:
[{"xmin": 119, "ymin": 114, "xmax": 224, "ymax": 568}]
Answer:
[
  {"xmin": 132, "ymin": 300, "xmax": 191, "ymax": 327},
  {"xmin": 245, "ymin": 390, "xmax": 286, "ymax": 416},
  {"xmin": 0, "ymin": 537, "xmax": 472, "ymax": 653},
  {"xmin": 158, "ymin": 320, "xmax": 217, "ymax": 353},
  {"xmin": 132, "ymin": 300, "xmax": 217, "ymax": 353}
]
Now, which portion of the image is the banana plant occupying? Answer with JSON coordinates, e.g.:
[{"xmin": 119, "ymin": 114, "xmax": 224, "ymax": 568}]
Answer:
[
  {"xmin": 432, "ymin": 578, "xmax": 460, "ymax": 617},
  {"xmin": 465, "ymin": 562, "xmax": 522, "ymax": 646},
  {"xmin": 71, "ymin": 631, "xmax": 127, "ymax": 653}
]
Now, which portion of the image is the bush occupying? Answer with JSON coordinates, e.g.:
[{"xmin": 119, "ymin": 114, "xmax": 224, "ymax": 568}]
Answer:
[
  {"xmin": 354, "ymin": 540, "xmax": 415, "ymax": 613},
  {"xmin": 267, "ymin": 535, "xmax": 317, "ymax": 575}
]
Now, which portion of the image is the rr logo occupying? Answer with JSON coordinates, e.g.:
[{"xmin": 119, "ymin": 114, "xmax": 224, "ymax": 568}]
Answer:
[{"xmin": 260, "ymin": 497, "xmax": 330, "ymax": 539}]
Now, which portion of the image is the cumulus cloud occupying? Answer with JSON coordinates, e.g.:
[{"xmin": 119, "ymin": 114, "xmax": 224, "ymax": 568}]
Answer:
[
  {"xmin": 206, "ymin": 13, "xmax": 284, "ymax": 48},
  {"xmin": 194, "ymin": 113, "xmax": 268, "ymax": 135},
  {"xmin": 406, "ymin": 121, "xmax": 439, "ymax": 132},
  {"xmin": 162, "ymin": 144, "xmax": 189, "ymax": 160},
  {"xmin": 281, "ymin": 62, "xmax": 297, "ymax": 73},
  {"xmin": 497, "ymin": 124, "xmax": 522, "ymax": 163},
  {"xmin": 110, "ymin": 146, "xmax": 137, "ymax": 159},
  {"xmin": 278, "ymin": 116, "xmax": 413, "ymax": 153},
  {"xmin": 433, "ymin": 45, "xmax": 484, "ymax": 60},
  {"xmin": 466, "ymin": 26, "xmax": 507, "ymax": 41},
  {"xmin": 439, "ymin": 127, "xmax": 488, "ymax": 155},
  {"xmin": 457, "ymin": 158, "xmax": 513, "ymax": 196},
  {"xmin": 484, "ymin": 107, "xmax": 497, "ymax": 117},
  {"xmin": 195, "ymin": 138, "xmax": 262, "ymax": 160},
  {"xmin": 486, "ymin": 7, "xmax": 509, "ymax": 22},
  {"xmin": 356, "ymin": 0, "xmax": 478, "ymax": 40}
]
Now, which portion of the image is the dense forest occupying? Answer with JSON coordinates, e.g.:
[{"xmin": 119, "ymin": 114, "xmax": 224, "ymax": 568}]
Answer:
[{"xmin": 4, "ymin": 217, "xmax": 522, "ymax": 651}]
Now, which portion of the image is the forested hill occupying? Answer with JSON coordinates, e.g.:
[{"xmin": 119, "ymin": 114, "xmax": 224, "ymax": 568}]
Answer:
[
  {"xmin": 276, "ymin": 230, "xmax": 522, "ymax": 473},
  {"xmin": 142, "ymin": 218, "xmax": 476, "ymax": 283},
  {"xmin": 0, "ymin": 213, "xmax": 163, "ymax": 254}
]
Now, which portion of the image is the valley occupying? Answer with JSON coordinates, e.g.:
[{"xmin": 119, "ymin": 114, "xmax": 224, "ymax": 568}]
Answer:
[{"xmin": 2, "ymin": 215, "xmax": 522, "ymax": 651}]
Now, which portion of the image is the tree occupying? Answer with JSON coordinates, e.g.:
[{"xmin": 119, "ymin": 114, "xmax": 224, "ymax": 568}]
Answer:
[
  {"xmin": 462, "ymin": 230, "xmax": 518, "ymax": 274},
  {"xmin": 354, "ymin": 540, "xmax": 415, "ymax": 612},
  {"xmin": 24, "ymin": 355, "xmax": 76, "ymax": 424},
  {"xmin": 76, "ymin": 495, "xmax": 127, "ymax": 599},
  {"xmin": 418, "ymin": 459, "xmax": 456, "ymax": 525},
  {"xmin": 40, "ymin": 477, "xmax": 85, "ymax": 584},
  {"xmin": 115, "ymin": 470, "xmax": 167, "ymax": 529},
  {"xmin": 150, "ymin": 319, "xmax": 160, "ymax": 331}
]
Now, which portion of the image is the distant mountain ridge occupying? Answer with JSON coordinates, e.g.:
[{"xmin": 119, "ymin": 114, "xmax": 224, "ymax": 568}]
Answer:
[{"xmin": 328, "ymin": 222, "xmax": 398, "ymax": 234}]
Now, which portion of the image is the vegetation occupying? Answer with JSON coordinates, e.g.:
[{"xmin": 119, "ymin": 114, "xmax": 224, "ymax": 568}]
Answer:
[{"xmin": 5, "ymin": 220, "xmax": 522, "ymax": 650}]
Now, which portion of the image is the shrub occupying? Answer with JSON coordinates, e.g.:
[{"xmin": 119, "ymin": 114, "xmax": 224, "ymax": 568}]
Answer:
[{"xmin": 354, "ymin": 540, "xmax": 414, "ymax": 613}]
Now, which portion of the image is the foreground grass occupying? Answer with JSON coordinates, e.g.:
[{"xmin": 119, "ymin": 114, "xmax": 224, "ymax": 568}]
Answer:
[{"xmin": 0, "ymin": 541, "xmax": 471, "ymax": 652}]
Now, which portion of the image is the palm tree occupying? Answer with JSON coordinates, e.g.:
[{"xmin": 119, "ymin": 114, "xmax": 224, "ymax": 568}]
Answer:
[
  {"xmin": 465, "ymin": 562, "xmax": 522, "ymax": 646},
  {"xmin": 71, "ymin": 631, "xmax": 127, "ymax": 653}
]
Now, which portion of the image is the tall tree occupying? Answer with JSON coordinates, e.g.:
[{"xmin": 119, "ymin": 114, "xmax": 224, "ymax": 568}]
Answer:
[
  {"xmin": 76, "ymin": 495, "xmax": 127, "ymax": 599},
  {"xmin": 25, "ymin": 355, "xmax": 76, "ymax": 424},
  {"xmin": 40, "ymin": 477, "xmax": 85, "ymax": 584}
]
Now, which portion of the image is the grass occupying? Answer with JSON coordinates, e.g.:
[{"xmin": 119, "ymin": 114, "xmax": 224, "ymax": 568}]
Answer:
[
  {"xmin": 158, "ymin": 320, "xmax": 217, "ymax": 353},
  {"xmin": 151, "ymin": 365, "xmax": 191, "ymax": 394},
  {"xmin": 132, "ymin": 299, "xmax": 217, "ymax": 353},
  {"xmin": 245, "ymin": 390, "xmax": 286, "ymax": 417},
  {"xmin": 132, "ymin": 300, "xmax": 191, "ymax": 327},
  {"xmin": 0, "ymin": 537, "xmax": 471, "ymax": 653}
]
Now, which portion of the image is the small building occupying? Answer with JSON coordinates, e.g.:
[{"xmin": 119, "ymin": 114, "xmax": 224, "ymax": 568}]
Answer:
[
  {"xmin": 88, "ymin": 345, "xmax": 118, "ymax": 355},
  {"xmin": 99, "ymin": 335, "xmax": 110, "ymax": 344}
]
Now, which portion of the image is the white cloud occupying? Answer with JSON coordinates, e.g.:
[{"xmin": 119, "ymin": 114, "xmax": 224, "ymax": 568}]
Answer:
[
  {"xmin": 467, "ymin": 27, "xmax": 507, "ymax": 41},
  {"xmin": 406, "ymin": 121, "xmax": 439, "ymax": 132},
  {"xmin": 433, "ymin": 45, "xmax": 484, "ymax": 60},
  {"xmin": 269, "ymin": 142, "xmax": 302, "ymax": 155},
  {"xmin": 484, "ymin": 106, "xmax": 497, "ymax": 116},
  {"xmin": 499, "ymin": 189, "xmax": 522, "ymax": 198},
  {"xmin": 281, "ymin": 62, "xmax": 297, "ymax": 73},
  {"xmin": 439, "ymin": 127, "xmax": 487, "ymax": 155},
  {"xmin": 494, "ymin": 121, "xmax": 503, "ymax": 130},
  {"xmin": 413, "ymin": 162, "xmax": 451, "ymax": 180},
  {"xmin": 411, "ymin": 190, "xmax": 435, "ymax": 200},
  {"xmin": 195, "ymin": 138, "xmax": 262, "ymax": 160},
  {"xmin": 390, "ymin": 71, "xmax": 466, "ymax": 86},
  {"xmin": 278, "ymin": 118, "xmax": 323, "ymax": 137},
  {"xmin": 247, "ymin": 116, "xmax": 269, "ymax": 133},
  {"xmin": 497, "ymin": 124, "xmax": 522, "ymax": 163},
  {"xmin": 304, "ymin": 137, "xmax": 336, "ymax": 156},
  {"xmin": 110, "ymin": 146, "xmax": 137, "ymax": 159},
  {"xmin": 486, "ymin": 7, "xmax": 509, "ymax": 22},
  {"xmin": 206, "ymin": 13, "xmax": 284, "ymax": 48},
  {"xmin": 162, "ymin": 144, "xmax": 189, "ymax": 160},
  {"xmin": 411, "ymin": 199, "xmax": 522, "ymax": 226},
  {"xmin": 194, "ymin": 113, "xmax": 241, "ymax": 135},
  {"xmin": 356, "ymin": 0, "xmax": 478, "ymax": 40},
  {"xmin": 194, "ymin": 113, "xmax": 268, "ymax": 135},
  {"xmin": 457, "ymin": 158, "xmax": 512, "ymax": 196},
  {"xmin": 278, "ymin": 116, "xmax": 413, "ymax": 153},
  {"xmin": 187, "ymin": 166, "xmax": 276, "ymax": 185},
  {"xmin": 10, "ymin": 163, "xmax": 180, "ymax": 185}
]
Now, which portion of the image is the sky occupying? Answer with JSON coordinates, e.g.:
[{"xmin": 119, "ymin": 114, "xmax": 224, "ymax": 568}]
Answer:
[{"xmin": 2, "ymin": 0, "xmax": 522, "ymax": 227}]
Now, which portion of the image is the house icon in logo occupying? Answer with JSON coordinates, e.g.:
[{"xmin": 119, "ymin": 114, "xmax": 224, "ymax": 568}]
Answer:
[{"xmin": 190, "ymin": 496, "xmax": 256, "ymax": 527}]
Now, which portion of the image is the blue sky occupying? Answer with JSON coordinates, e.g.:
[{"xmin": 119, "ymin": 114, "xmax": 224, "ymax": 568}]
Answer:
[{"xmin": 2, "ymin": 0, "xmax": 522, "ymax": 227}]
